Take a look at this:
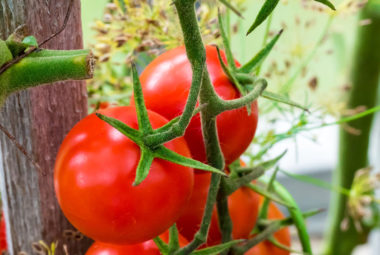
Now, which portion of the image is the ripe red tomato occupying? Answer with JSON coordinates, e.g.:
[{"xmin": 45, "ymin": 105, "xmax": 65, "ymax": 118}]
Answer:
[
  {"xmin": 133, "ymin": 46, "xmax": 258, "ymax": 165},
  {"xmin": 85, "ymin": 230, "xmax": 188, "ymax": 255},
  {"xmin": 176, "ymin": 172, "xmax": 260, "ymax": 246},
  {"xmin": 0, "ymin": 212, "xmax": 6, "ymax": 252},
  {"xmin": 246, "ymin": 198, "xmax": 291, "ymax": 255},
  {"xmin": 54, "ymin": 106, "xmax": 194, "ymax": 244}
]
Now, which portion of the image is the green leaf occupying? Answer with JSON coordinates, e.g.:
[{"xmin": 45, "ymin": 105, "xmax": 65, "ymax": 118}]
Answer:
[
  {"xmin": 261, "ymin": 91, "xmax": 309, "ymax": 112},
  {"xmin": 193, "ymin": 240, "xmax": 242, "ymax": 255},
  {"xmin": 215, "ymin": 47, "xmax": 244, "ymax": 94},
  {"xmin": 133, "ymin": 148, "xmax": 154, "ymax": 186},
  {"xmin": 96, "ymin": 113, "xmax": 141, "ymax": 143},
  {"xmin": 268, "ymin": 236, "xmax": 304, "ymax": 254},
  {"xmin": 219, "ymin": 0, "xmax": 243, "ymax": 18},
  {"xmin": 239, "ymin": 29, "xmax": 283, "ymax": 73},
  {"xmin": 246, "ymin": 183, "xmax": 293, "ymax": 208},
  {"xmin": 258, "ymin": 178, "xmax": 313, "ymax": 254},
  {"xmin": 246, "ymin": 0, "xmax": 280, "ymax": 35},
  {"xmin": 153, "ymin": 236, "xmax": 169, "ymax": 254},
  {"xmin": 154, "ymin": 146, "xmax": 226, "ymax": 176},
  {"xmin": 215, "ymin": 46, "xmax": 251, "ymax": 113},
  {"xmin": 279, "ymin": 169, "xmax": 350, "ymax": 196},
  {"xmin": 258, "ymin": 167, "xmax": 280, "ymax": 220},
  {"xmin": 218, "ymin": 10, "xmax": 238, "ymax": 71},
  {"xmin": 22, "ymin": 35, "xmax": 38, "ymax": 47},
  {"xmin": 168, "ymin": 224, "xmax": 180, "ymax": 253},
  {"xmin": 131, "ymin": 63, "xmax": 153, "ymax": 134},
  {"xmin": 314, "ymin": 0, "xmax": 336, "ymax": 10}
]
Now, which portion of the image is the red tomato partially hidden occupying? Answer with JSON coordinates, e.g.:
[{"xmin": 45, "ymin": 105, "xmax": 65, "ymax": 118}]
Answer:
[
  {"xmin": 176, "ymin": 172, "xmax": 259, "ymax": 246},
  {"xmin": 246, "ymin": 198, "xmax": 291, "ymax": 255},
  {"xmin": 54, "ymin": 106, "xmax": 194, "ymax": 244},
  {"xmin": 134, "ymin": 46, "xmax": 258, "ymax": 165},
  {"xmin": 85, "ymin": 230, "xmax": 188, "ymax": 255},
  {"xmin": 0, "ymin": 212, "xmax": 6, "ymax": 252}
]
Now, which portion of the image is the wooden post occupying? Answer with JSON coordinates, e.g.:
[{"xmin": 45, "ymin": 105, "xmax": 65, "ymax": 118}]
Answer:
[{"xmin": 0, "ymin": 0, "xmax": 92, "ymax": 254}]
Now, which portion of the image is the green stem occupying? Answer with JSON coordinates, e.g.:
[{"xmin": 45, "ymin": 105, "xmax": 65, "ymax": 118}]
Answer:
[
  {"xmin": 172, "ymin": 0, "xmax": 232, "ymax": 252},
  {"xmin": 260, "ymin": 178, "xmax": 313, "ymax": 254},
  {"xmin": 214, "ymin": 79, "xmax": 266, "ymax": 114},
  {"xmin": 217, "ymin": 180, "xmax": 233, "ymax": 252},
  {"xmin": 324, "ymin": 2, "xmax": 380, "ymax": 254},
  {"xmin": 175, "ymin": 174, "xmax": 222, "ymax": 255},
  {"xmin": 144, "ymin": 0, "xmax": 206, "ymax": 147},
  {"xmin": 0, "ymin": 49, "xmax": 94, "ymax": 98}
]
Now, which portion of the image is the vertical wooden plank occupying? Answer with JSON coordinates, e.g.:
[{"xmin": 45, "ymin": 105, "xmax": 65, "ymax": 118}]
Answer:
[{"xmin": 0, "ymin": 0, "xmax": 92, "ymax": 254}]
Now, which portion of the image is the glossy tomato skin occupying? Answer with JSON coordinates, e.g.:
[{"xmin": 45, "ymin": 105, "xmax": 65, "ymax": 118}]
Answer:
[
  {"xmin": 246, "ymin": 198, "xmax": 291, "ymax": 255},
  {"xmin": 176, "ymin": 172, "xmax": 259, "ymax": 246},
  {"xmin": 85, "ymin": 230, "xmax": 188, "ymax": 255},
  {"xmin": 54, "ymin": 106, "xmax": 194, "ymax": 244},
  {"xmin": 135, "ymin": 46, "xmax": 258, "ymax": 165}
]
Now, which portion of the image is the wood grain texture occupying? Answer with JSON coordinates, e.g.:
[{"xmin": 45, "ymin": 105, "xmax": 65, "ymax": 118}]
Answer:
[{"xmin": 0, "ymin": 0, "xmax": 91, "ymax": 254}]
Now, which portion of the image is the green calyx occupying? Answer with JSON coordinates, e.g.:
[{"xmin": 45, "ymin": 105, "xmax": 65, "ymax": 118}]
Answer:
[{"xmin": 96, "ymin": 64, "xmax": 226, "ymax": 186}]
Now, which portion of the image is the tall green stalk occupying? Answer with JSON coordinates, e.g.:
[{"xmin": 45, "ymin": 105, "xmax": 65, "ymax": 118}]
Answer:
[{"xmin": 324, "ymin": 2, "xmax": 380, "ymax": 254}]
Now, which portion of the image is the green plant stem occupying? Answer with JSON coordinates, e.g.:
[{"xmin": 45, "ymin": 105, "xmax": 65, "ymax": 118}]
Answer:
[
  {"xmin": 0, "ymin": 49, "xmax": 94, "ymax": 104},
  {"xmin": 324, "ymin": 2, "xmax": 380, "ymax": 254},
  {"xmin": 145, "ymin": 0, "xmax": 206, "ymax": 147},
  {"xmin": 258, "ymin": 178, "xmax": 313, "ymax": 254},
  {"xmin": 171, "ymin": 0, "xmax": 232, "ymax": 253}
]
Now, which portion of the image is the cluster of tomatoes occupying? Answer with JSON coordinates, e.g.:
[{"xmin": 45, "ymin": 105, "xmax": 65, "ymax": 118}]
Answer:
[{"xmin": 54, "ymin": 46, "xmax": 290, "ymax": 254}]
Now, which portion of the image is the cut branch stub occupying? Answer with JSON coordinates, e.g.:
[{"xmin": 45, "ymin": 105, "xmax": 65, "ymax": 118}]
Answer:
[{"xmin": 0, "ymin": 38, "xmax": 94, "ymax": 107}]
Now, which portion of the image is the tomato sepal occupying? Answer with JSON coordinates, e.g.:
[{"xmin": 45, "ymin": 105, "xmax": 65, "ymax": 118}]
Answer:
[
  {"xmin": 168, "ymin": 224, "xmax": 181, "ymax": 254},
  {"xmin": 192, "ymin": 239, "xmax": 243, "ymax": 255},
  {"xmin": 246, "ymin": 0, "xmax": 280, "ymax": 36},
  {"xmin": 96, "ymin": 112, "xmax": 225, "ymax": 186},
  {"xmin": 154, "ymin": 146, "xmax": 226, "ymax": 176},
  {"xmin": 153, "ymin": 236, "xmax": 169, "ymax": 254}
]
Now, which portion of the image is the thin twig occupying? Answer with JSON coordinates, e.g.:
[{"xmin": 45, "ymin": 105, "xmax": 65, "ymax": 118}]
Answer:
[
  {"xmin": 0, "ymin": 123, "xmax": 42, "ymax": 174},
  {"xmin": 0, "ymin": 0, "xmax": 74, "ymax": 75}
]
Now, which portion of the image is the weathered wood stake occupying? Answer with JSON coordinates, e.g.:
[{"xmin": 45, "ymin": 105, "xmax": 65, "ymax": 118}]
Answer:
[{"xmin": 0, "ymin": 0, "xmax": 92, "ymax": 254}]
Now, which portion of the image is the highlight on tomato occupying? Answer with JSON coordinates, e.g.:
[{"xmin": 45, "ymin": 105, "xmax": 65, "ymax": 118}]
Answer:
[
  {"xmin": 133, "ymin": 45, "xmax": 259, "ymax": 165},
  {"xmin": 85, "ymin": 230, "xmax": 188, "ymax": 255},
  {"xmin": 54, "ymin": 106, "xmax": 194, "ymax": 244},
  {"xmin": 246, "ymin": 197, "xmax": 291, "ymax": 255},
  {"xmin": 176, "ymin": 172, "xmax": 260, "ymax": 246}
]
